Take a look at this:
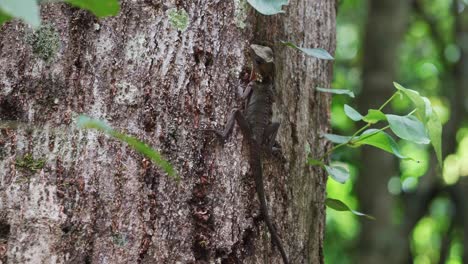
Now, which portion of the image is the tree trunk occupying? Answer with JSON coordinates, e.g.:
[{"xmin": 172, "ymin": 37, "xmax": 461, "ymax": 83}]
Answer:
[
  {"xmin": 356, "ymin": 0, "xmax": 409, "ymax": 263},
  {"xmin": 0, "ymin": 1, "xmax": 335, "ymax": 263}
]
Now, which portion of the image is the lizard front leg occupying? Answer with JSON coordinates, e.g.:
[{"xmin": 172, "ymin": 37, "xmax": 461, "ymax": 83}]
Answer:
[
  {"xmin": 205, "ymin": 109, "xmax": 255, "ymax": 144},
  {"xmin": 238, "ymin": 81, "xmax": 253, "ymax": 100}
]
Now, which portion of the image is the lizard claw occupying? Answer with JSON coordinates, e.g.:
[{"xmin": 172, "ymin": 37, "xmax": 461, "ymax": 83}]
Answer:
[{"xmin": 262, "ymin": 145, "xmax": 286, "ymax": 163}]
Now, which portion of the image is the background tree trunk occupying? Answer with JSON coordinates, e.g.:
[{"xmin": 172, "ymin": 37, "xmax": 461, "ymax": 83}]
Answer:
[
  {"xmin": 356, "ymin": 0, "xmax": 409, "ymax": 263},
  {"xmin": 0, "ymin": 1, "xmax": 335, "ymax": 263}
]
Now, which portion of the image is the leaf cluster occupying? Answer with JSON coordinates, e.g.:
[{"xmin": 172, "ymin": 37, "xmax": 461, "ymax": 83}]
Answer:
[
  {"xmin": 0, "ymin": 0, "xmax": 119, "ymax": 28},
  {"xmin": 313, "ymin": 82, "xmax": 442, "ymax": 181},
  {"xmin": 312, "ymin": 82, "xmax": 443, "ymax": 218}
]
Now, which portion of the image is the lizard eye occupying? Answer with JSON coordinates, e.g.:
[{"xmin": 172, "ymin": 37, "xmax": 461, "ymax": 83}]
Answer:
[{"xmin": 254, "ymin": 56, "xmax": 265, "ymax": 64}]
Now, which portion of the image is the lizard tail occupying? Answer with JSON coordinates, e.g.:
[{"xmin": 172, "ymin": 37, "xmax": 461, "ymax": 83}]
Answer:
[
  {"xmin": 263, "ymin": 208, "xmax": 290, "ymax": 264},
  {"xmin": 251, "ymin": 152, "xmax": 289, "ymax": 264}
]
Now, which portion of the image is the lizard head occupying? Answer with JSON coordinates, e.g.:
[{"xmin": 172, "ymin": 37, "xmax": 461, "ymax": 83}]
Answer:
[{"xmin": 249, "ymin": 44, "xmax": 275, "ymax": 82}]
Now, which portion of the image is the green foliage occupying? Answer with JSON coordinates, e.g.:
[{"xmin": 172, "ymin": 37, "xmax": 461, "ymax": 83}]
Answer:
[
  {"xmin": 0, "ymin": 9, "xmax": 11, "ymax": 25},
  {"xmin": 343, "ymin": 105, "xmax": 389, "ymax": 124},
  {"xmin": 15, "ymin": 153, "xmax": 46, "ymax": 172},
  {"xmin": 326, "ymin": 198, "xmax": 375, "ymax": 220},
  {"xmin": 325, "ymin": 164, "xmax": 360, "ymax": 264},
  {"xmin": 281, "ymin": 41, "xmax": 335, "ymax": 60},
  {"xmin": 354, "ymin": 129, "xmax": 411, "ymax": 160},
  {"xmin": 316, "ymin": 87, "xmax": 355, "ymax": 98},
  {"xmin": 323, "ymin": 133, "xmax": 352, "ymax": 144},
  {"xmin": 386, "ymin": 114, "xmax": 430, "ymax": 144},
  {"xmin": 246, "ymin": 0, "xmax": 288, "ymax": 15},
  {"xmin": 412, "ymin": 197, "xmax": 454, "ymax": 263},
  {"xmin": 325, "ymin": 164, "xmax": 349, "ymax": 184},
  {"xmin": 399, "ymin": 142, "xmax": 429, "ymax": 184},
  {"xmin": 308, "ymin": 158, "xmax": 324, "ymax": 166},
  {"xmin": 325, "ymin": 129, "xmax": 411, "ymax": 160},
  {"xmin": 344, "ymin": 104, "xmax": 362, "ymax": 121},
  {"xmin": 394, "ymin": 82, "xmax": 443, "ymax": 165},
  {"xmin": 324, "ymin": 0, "xmax": 454, "ymax": 261},
  {"xmin": 0, "ymin": 0, "xmax": 119, "ymax": 28},
  {"xmin": 0, "ymin": 0, "xmax": 41, "ymax": 28},
  {"xmin": 65, "ymin": 0, "xmax": 120, "ymax": 17},
  {"xmin": 314, "ymin": 82, "xmax": 442, "ymax": 186},
  {"xmin": 25, "ymin": 24, "xmax": 60, "ymax": 61},
  {"xmin": 313, "ymin": 80, "xmax": 443, "ymax": 223},
  {"xmin": 76, "ymin": 115, "xmax": 179, "ymax": 181},
  {"xmin": 362, "ymin": 109, "xmax": 386, "ymax": 124},
  {"xmin": 167, "ymin": 8, "xmax": 189, "ymax": 31}
]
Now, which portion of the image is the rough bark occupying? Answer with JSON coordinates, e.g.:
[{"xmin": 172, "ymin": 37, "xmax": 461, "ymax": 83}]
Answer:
[
  {"xmin": 356, "ymin": 0, "xmax": 409, "ymax": 263},
  {"xmin": 0, "ymin": 1, "xmax": 335, "ymax": 263}
]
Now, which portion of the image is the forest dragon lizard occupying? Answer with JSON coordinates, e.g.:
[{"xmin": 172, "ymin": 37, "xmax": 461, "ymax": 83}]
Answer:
[{"xmin": 208, "ymin": 44, "xmax": 289, "ymax": 264}]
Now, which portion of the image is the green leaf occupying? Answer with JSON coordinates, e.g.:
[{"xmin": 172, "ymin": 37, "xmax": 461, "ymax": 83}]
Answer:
[
  {"xmin": 246, "ymin": 0, "xmax": 288, "ymax": 15},
  {"xmin": 344, "ymin": 104, "xmax": 363, "ymax": 121},
  {"xmin": 420, "ymin": 97, "xmax": 442, "ymax": 166},
  {"xmin": 354, "ymin": 129, "xmax": 414, "ymax": 160},
  {"xmin": 326, "ymin": 198, "xmax": 375, "ymax": 220},
  {"xmin": 65, "ymin": 0, "xmax": 120, "ymax": 17},
  {"xmin": 427, "ymin": 110, "xmax": 443, "ymax": 165},
  {"xmin": 0, "ymin": 0, "xmax": 41, "ymax": 28},
  {"xmin": 0, "ymin": 8, "xmax": 11, "ymax": 26},
  {"xmin": 393, "ymin": 82, "xmax": 426, "ymax": 121},
  {"xmin": 308, "ymin": 158, "xmax": 324, "ymax": 166},
  {"xmin": 393, "ymin": 82, "xmax": 442, "ymax": 166},
  {"xmin": 316, "ymin": 87, "xmax": 355, "ymax": 98},
  {"xmin": 363, "ymin": 109, "xmax": 387, "ymax": 124},
  {"xmin": 324, "ymin": 165, "xmax": 349, "ymax": 184},
  {"xmin": 323, "ymin": 133, "xmax": 352, "ymax": 144},
  {"xmin": 76, "ymin": 115, "xmax": 178, "ymax": 181},
  {"xmin": 76, "ymin": 115, "xmax": 112, "ymax": 131},
  {"xmin": 386, "ymin": 114, "xmax": 430, "ymax": 144},
  {"xmin": 281, "ymin": 41, "xmax": 334, "ymax": 60},
  {"xmin": 422, "ymin": 97, "xmax": 433, "ymax": 117}
]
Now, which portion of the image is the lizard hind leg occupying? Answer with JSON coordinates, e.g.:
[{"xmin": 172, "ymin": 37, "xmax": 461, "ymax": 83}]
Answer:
[
  {"xmin": 262, "ymin": 122, "xmax": 286, "ymax": 161},
  {"xmin": 202, "ymin": 108, "xmax": 253, "ymax": 143},
  {"xmin": 262, "ymin": 122, "xmax": 280, "ymax": 149}
]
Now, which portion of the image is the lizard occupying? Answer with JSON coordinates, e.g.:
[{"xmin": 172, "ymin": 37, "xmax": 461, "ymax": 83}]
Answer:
[{"xmin": 207, "ymin": 44, "xmax": 289, "ymax": 264}]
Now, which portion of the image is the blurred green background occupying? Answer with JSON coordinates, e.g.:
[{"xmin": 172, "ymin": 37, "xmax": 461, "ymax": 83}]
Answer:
[{"xmin": 325, "ymin": 0, "xmax": 468, "ymax": 263}]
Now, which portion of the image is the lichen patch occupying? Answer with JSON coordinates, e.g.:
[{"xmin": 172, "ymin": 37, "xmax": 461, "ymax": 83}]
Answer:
[
  {"xmin": 124, "ymin": 33, "xmax": 148, "ymax": 62},
  {"xmin": 234, "ymin": 0, "xmax": 249, "ymax": 29},
  {"xmin": 167, "ymin": 8, "xmax": 189, "ymax": 32},
  {"xmin": 25, "ymin": 24, "xmax": 61, "ymax": 62}
]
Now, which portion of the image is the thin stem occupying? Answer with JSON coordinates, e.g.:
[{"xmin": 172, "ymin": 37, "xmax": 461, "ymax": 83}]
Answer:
[
  {"xmin": 318, "ymin": 94, "xmax": 415, "ymax": 162},
  {"xmin": 319, "ymin": 124, "xmax": 370, "ymax": 161},
  {"xmin": 352, "ymin": 125, "xmax": 390, "ymax": 144},
  {"xmin": 320, "ymin": 142, "xmax": 347, "ymax": 161},
  {"xmin": 350, "ymin": 123, "xmax": 370, "ymax": 141},
  {"xmin": 319, "ymin": 124, "xmax": 391, "ymax": 161},
  {"xmin": 407, "ymin": 108, "xmax": 417, "ymax": 116},
  {"xmin": 318, "ymin": 91, "xmax": 396, "ymax": 160},
  {"xmin": 378, "ymin": 92, "xmax": 400, "ymax": 111}
]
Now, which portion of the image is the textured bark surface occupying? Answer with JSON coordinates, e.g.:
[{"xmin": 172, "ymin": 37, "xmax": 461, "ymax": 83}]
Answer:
[{"xmin": 0, "ymin": 1, "xmax": 335, "ymax": 263}]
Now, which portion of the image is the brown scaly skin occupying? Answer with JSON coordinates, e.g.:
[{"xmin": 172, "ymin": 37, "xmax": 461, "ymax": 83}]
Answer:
[{"xmin": 210, "ymin": 44, "xmax": 289, "ymax": 264}]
